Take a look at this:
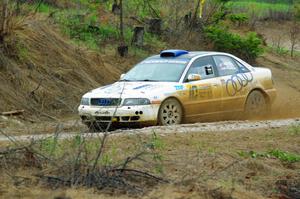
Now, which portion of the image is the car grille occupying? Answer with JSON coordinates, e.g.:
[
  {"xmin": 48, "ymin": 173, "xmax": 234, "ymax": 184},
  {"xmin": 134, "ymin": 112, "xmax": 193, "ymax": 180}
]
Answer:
[{"xmin": 91, "ymin": 98, "xmax": 121, "ymax": 106}]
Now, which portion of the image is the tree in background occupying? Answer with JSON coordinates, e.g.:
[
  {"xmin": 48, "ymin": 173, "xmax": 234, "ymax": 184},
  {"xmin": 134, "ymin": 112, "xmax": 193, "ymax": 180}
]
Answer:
[
  {"xmin": 117, "ymin": 0, "xmax": 128, "ymax": 57},
  {"xmin": 290, "ymin": 2, "xmax": 300, "ymax": 57},
  {"xmin": 0, "ymin": 0, "xmax": 9, "ymax": 45}
]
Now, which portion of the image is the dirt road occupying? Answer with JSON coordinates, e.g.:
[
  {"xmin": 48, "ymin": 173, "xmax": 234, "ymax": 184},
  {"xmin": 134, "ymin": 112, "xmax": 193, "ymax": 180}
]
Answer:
[{"xmin": 1, "ymin": 118, "xmax": 299, "ymax": 142}]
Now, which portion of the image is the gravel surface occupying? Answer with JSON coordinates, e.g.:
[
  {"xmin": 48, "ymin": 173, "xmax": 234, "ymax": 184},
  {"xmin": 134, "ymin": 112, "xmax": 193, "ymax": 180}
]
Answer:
[{"xmin": 0, "ymin": 118, "xmax": 299, "ymax": 142}]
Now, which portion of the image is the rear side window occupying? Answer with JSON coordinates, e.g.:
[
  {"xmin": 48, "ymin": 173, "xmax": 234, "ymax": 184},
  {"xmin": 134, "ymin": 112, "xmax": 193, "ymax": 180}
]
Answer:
[
  {"xmin": 186, "ymin": 56, "xmax": 216, "ymax": 80},
  {"xmin": 213, "ymin": 56, "xmax": 239, "ymax": 76},
  {"xmin": 234, "ymin": 60, "xmax": 250, "ymax": 73}
]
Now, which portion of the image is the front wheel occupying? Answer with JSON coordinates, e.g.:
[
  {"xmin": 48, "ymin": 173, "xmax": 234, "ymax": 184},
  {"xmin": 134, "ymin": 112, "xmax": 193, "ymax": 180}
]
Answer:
[
  {"xmin": 245, "ymin": 90, "xmax": 267, "ymax": 119},
  {"xmin": 158, "ymin": 98, "xmax": 183, "ymax": 126}
]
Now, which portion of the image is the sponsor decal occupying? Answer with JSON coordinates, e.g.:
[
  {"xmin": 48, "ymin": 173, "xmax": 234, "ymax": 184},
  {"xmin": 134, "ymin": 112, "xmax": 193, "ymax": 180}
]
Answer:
[
  {"xmin": 95, "ymin": 110, "xmax": 110, "ymax": 115},
  {"xmin": 133, "ymin": 84, "xmax": 152, "ymax": 90},
  {"xmin": 174, "ymin": 85, "xmax": 184, "ymax": 90},
  {"xmin": 226, "ymin": 73, "xmax": 253, "ymax": 96}
]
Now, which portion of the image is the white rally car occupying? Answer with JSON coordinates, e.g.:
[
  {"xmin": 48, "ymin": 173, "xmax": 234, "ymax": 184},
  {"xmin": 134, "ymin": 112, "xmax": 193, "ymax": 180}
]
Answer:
[{"xmin": 78, "ymin": 50, "xmax": 276, "ymax": 129}]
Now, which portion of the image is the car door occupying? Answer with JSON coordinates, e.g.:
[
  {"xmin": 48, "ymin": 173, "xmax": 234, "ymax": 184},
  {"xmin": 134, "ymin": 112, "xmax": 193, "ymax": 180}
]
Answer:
[
  {"xmin": 182, "ymin": 56, "xmax": 222, "ymax": 118},
  {"xmin": 213, "ymin": 55, "xmax": 248, "ymax": 114}
]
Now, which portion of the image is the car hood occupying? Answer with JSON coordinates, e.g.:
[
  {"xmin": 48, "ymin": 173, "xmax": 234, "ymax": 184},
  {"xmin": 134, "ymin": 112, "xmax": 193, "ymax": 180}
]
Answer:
[{"xmin": 83, "ymin": 81, "xmax": 178, "ymax": 99}]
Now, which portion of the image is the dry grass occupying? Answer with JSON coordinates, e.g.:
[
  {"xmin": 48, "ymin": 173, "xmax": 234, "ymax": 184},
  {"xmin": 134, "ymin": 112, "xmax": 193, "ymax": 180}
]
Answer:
[{"xmin": 0, "ymin": 125, "xmax": 299, "ymax": 199}]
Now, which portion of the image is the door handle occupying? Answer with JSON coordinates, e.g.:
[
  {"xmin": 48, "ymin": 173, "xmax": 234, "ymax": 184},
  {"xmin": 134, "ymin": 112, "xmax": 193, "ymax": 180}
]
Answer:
[{"xmin": 212, "ymin": 83, "xmax": 219, "ymax": 87}]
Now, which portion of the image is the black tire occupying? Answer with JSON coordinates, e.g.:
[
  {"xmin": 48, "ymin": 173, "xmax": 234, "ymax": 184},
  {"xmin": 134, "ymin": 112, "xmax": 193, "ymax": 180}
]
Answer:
[
  {"xmin": 245, "ymin": 90, "xmax": 267, "ymax": 119},
  {"xmin": 158, "ymin": 98, "xmax": 183, "ymax": 126}
]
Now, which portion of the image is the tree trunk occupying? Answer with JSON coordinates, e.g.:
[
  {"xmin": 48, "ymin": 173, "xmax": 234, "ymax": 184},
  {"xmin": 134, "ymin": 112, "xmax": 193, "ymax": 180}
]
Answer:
[
  {"xmin": 148, "ymin": 18, "xmax": 162, "ymax": 35},
  {"xmin": 117, "ymin": 45, "xmax": 128, "ymax": 57},
  {"xmin": 119, "ymin": 0, "xmax": 124, "ymax": 43},
  {"xmin": 131, "ymin": 26, "xmax": 144, "ymax": 47},
  {"xmin": 16, "ymin": 0, "xmax": 21, "ymax": 15},
  {"xmin": 117, "ymin": 0, "xmax": 128, "ymax": 57},
  {"xmin": 0, "ymin": 0, "xmax": 9, "ymax": 44},
  {"xmin": 290, "ymin": 21, "xmax": 299, "ymax": 58},
  {"xmin": 184, "ymin": 12, "xmax": 192, "ymax": 27},
  {"xmin": 112, "ymin": 0, "xmax": 120, "ymax": 15},
  {"xmin": 291, "ymin": 43, "xmax": 295, "ymax": 58}
]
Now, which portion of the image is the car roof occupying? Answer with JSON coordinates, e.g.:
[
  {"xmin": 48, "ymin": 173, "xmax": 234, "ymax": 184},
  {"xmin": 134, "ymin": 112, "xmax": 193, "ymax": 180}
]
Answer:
[{"xmin": 146, "ymin": 51, "xmax": 221, "ymax": 62}]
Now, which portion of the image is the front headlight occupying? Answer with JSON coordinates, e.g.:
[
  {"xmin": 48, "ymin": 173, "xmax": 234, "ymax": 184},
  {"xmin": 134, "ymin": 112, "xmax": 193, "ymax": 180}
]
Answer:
[
  {"xmin": 123, "ymin": 98, "xmax": 150, "ymax": 106},
  {"xmin": 80, "ymin": 97, "xmax": 90, "ymax": 105}
]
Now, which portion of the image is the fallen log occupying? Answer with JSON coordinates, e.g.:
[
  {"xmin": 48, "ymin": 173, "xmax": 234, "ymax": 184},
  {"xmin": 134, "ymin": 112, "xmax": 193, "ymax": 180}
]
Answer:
[{"xmin": 1, "ymin": 110, "xmax": 24, "ymax": 116}]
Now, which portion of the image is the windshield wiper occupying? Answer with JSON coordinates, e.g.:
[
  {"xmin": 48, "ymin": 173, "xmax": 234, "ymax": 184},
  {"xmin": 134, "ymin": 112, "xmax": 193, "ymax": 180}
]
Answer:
[
  {"xmin": 137, "ymin": 79, "xmax": 158, "ymax": 82},
  {"xmin": 119, "ymin": 79, "xmax": 132, "ymax": 82}
]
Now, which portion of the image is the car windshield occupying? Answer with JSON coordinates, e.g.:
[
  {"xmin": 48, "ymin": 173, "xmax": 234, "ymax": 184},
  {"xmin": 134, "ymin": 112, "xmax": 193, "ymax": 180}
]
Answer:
[{"xmin": 122, "ymin": 60, "xmax": 188, "ymax": 82}]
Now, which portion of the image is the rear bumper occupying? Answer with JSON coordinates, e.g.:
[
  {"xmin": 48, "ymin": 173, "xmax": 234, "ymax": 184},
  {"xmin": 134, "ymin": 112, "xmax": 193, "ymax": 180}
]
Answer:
[{"xmin": 78, "ymin": 104, "xmax": 160, "ymax": 124}]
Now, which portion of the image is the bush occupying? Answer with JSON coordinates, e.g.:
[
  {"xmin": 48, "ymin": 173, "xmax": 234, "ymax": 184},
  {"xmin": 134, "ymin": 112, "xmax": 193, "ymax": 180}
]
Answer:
[
  {"xmin": 54, "ymin": 11, "xmax": 120, "ymax": 49},
  {"xmin": 228, "ymin": 13, "xmax": 248, "ymax": 26},
  {"xmin": 204, "ymin": 26, "xmax": 263, "ymax": 62}
]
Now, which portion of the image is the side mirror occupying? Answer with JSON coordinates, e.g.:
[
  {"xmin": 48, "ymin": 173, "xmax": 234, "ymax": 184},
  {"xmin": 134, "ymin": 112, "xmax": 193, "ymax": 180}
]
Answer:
[
  {"xmin": 120, "ymin": 74, "xmax": 125, "ymax": 80},
  {"xmin": 187, "ymin": 74, "xmax": 201, "ymax": 82}
]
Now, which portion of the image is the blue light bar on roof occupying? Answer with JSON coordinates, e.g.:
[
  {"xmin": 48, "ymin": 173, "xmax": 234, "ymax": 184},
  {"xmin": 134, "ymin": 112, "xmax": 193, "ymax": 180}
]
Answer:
[{"xmin": 160, "ymin": 49, "xmax": 189, "ymax": 57}]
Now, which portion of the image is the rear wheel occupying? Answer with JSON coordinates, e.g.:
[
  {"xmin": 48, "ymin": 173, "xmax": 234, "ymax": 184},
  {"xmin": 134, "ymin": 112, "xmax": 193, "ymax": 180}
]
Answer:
[
  {"xmin": 158, "ymin": 98, "xmax": 183, "ymax": 125},
  {"xmin": 245, "ymin": 90, "xmax": 267, "ymax": 119}
]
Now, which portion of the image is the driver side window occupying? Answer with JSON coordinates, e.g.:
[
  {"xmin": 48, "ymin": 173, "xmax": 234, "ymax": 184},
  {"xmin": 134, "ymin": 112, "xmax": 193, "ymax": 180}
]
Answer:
[{"xmin": 185, "ymin": 56, "xmax": 216, "ymax": 81}]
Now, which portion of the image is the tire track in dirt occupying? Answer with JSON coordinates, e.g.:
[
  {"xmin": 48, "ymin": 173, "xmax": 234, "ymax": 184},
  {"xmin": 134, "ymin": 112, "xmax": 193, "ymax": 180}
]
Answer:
[{"xmin": 0, "ymin": 118, "xmax": 299, "ymax": 142}]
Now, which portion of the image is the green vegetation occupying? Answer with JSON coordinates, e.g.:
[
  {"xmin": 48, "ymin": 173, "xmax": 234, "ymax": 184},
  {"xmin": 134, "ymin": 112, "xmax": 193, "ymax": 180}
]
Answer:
[
  {"xmin": 35, "ymin": 2, "xmax": 53, "ymax": 13},
  {"xmin": 288, "ymin": 124, "xmax": 300, "ymax": 135},
  {"xmin": 227, "ymin": 0, "xmax": 293, "ymax": 19},
  {"xmin": 124, "ymin": 0, "xmax": 160, "ymax": 19},
  {"xmin": 16, "ymin": 42, "xmax": 29, "ymax": 61},
  {"xmin": 269, "ymin": 149, "xmax": 300, "ymax": 163},
  {"xmin": 148, "ymin": 132, "xmax": 165, "ymax": 173},
  {"xmin": 52, "ymin": 10, "xmax": 117, "ymax": 50},
  {"xmin": 204, "ymin": 26, "xmax": 263, "ymax": 61},
  {"xmin": 36, "ymin": 131, "xmax": 167, "ymax": 173},
  {"xmin": 228, "ymin": 13, "xmax": 248, "ymax": 26},
  {"xmin": 39, "ymin": 136, "xmax": 61, "ymax": 157},
  {"xmin": 21, "ymin": 0, "xmax": 161, "ymax": 53},
  {"xmin": 24, "ymin": 2, "xmax": 55, "ymax": 13},
  {"xmin": 238, "ymin": 149, "xmax": 300, "ymax": 163},
  {"xmin": 5, "ymin": 0, "xmax": 298, "ymax": 61}
]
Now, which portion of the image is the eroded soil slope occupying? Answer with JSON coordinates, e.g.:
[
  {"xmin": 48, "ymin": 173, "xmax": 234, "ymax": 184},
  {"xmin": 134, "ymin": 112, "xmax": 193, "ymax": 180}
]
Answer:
[{"xmin": 0, "ymin": 18, "xmax": 137, "ymax": 120}]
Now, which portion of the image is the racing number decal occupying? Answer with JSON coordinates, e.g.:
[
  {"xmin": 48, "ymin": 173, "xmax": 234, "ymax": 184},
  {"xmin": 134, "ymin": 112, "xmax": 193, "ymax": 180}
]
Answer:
[{"xmin": 190, "ymin": 85, "xmax": 198, "ymax": 100}]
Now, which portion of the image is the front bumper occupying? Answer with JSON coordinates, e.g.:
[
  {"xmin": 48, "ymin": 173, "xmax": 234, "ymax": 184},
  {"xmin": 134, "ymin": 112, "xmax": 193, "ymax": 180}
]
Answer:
[{"xmin": 78, "ymin": 104, "xmax": 160, "ymax": 124}]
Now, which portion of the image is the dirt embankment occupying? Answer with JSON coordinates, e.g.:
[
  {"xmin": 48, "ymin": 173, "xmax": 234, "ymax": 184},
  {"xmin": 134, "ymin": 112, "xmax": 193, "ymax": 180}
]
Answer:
[{"xmin": 0, "ymin": 18, "xmax": 140, "ymax": 121}]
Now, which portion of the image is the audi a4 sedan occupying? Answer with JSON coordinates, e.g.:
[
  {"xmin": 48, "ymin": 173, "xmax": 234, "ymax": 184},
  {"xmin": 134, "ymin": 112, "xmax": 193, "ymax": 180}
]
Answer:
[{"xmin": 78, "ymin": 50, "xmax": 276, "ymax": 129}]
